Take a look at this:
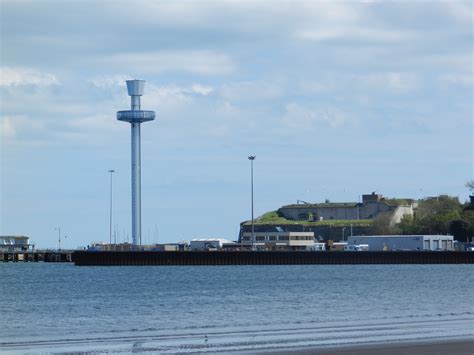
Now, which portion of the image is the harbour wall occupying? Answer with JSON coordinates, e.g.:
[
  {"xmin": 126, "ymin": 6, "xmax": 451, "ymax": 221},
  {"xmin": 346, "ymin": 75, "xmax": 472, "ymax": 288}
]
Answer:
[{"xmin": 73, "ymin": 251, "xmax": 474, "ymax": 266}]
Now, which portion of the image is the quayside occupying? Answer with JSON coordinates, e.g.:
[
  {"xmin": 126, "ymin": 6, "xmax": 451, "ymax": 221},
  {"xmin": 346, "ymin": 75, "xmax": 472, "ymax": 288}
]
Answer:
[{"xmin": 72, "ymin": 251, "xmax": 474, "ymax": 266}]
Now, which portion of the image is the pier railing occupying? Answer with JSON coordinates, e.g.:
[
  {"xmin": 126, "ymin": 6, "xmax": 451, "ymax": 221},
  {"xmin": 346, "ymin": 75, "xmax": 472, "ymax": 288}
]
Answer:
[{"xmin": 1, "ymin": 251, "xmax": 73, "ymax": 263}]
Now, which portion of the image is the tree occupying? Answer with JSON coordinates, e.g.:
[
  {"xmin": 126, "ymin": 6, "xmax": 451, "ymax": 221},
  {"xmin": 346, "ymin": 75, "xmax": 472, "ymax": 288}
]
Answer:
[
  {"xmin": 460, "ymin": 210, "xmax": 474, "ymax": 242},
  {"xmin": 466, "ymin": 180, "xmax": 474, "ymax": 191},
  {"xmin": 449, "ymin": 219, "xmax": 471, "ymax": 242},
  {"xmin": 397, "ymin": 214, "xmax": 421, "ymax": 234},
  {"xmin": 395, "ymin": 195, "xmax": 463, "ymax": 235},
  {"xmin": 371, "ymin": 212, "xmax": 397, "ymax": 235},
  {"xmin": 412, "ymin": 196, "xmax": 461, "ymax": 234},
  {"xmin": 415, "ymin": 195, "xmax": 461, "ymax": 220}
]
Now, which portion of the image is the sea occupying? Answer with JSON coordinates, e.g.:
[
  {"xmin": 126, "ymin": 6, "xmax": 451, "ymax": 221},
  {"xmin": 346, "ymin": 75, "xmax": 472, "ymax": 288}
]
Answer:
[{"xmin": 1, "ymin": 263, "xmax": 473, "ymax": 354}]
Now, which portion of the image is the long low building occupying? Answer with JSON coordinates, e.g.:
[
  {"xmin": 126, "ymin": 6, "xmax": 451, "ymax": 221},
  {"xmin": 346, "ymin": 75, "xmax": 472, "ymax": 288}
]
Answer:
[
  {"xmin": 190, "ymin": 239, "xmax": 236, "ymax": 251},
  {"xmin": 347, "ymin": 235, "xmax": 454, "ymax": 251}
]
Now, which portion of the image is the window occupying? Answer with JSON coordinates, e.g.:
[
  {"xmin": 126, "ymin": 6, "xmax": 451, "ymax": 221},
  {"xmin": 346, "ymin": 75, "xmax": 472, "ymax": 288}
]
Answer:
[
  {"xmin": 433, "ymin": 240, "xmax": 439, "ymax": 249},
  {"xmin": 256, "ymin": 236, "xmax": 265, "ymax": 241},
  {"xmin": 242, "ymin": 236, "xmax": 250, "ymax": 241},
  {"xmin": 278, "ymin": 235, "xmax": 289, "ymax": 241},
  {"xmin": 268, "ymin": 236, "xmax": 277, "ymax": 241},
  {"xmin": 424, "ymin": 240, "xmax": 430, "ymax": 250},
  {"xmin": 447, "ymin": 240, "xmax": 453, "ymax": 250}
]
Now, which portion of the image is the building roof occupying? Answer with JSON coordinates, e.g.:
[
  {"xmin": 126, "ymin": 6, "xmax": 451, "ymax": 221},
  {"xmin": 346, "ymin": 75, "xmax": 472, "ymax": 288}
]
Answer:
[
  {"xmin": 0, "ymin": 235, "xmax": 29, "ymax": 239},
  {"xmin": 242, "ymin": 231, "xmax": 314, "ymax": 235},
  {"xmin": 281, "ymin": 202, "xmax": 360, "ymax": 209},
  {"xmin": 191, "ymin": 238, "xmax": 235, "ymax": 243},
  {"xmin": 349, "ymin": 235, "xmax": 453, "ymax": 238},
  {"xmin": 281, "ymin": 199, "xmax": 414, "ymax": 209}
]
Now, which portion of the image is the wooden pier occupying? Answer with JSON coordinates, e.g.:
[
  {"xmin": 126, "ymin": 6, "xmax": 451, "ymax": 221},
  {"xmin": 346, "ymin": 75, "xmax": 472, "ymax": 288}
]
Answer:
[
  {"xmin": 73, "ymin": 250, "xmax": 474, "ymax": 266},
  {"xmin": 1, "ymin": 251, "xmax": 73, "ymax": 263}
]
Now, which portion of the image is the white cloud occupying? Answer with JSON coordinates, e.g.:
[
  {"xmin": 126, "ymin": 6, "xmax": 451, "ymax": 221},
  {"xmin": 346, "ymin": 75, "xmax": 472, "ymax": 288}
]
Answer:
[
  {"xmin": 101, "ymin": 51, "xmax": 235, "ymax": 76},
  {"xmin": 191, "ymin": 84, "xmax": 213, "ymax": 96},
  {"xmin": 446, "ymin": 1, "xmax": 473, "ymax": 23},
  {"xmin": 68, "ymin": 114, "xmax": 121, "ymax": 132},
  {"xmin": 296, "ymin": 72, "xmax": 419, "ymax": 97},
  {"xmin": 89, "ymin": 75, "xmax": 129, "ymax": 89},
  {"xmin": 296, "ymin": 27, "xmax": 411, "ymax": 43},
  {"xmin": 439, "ymin": 74, "xmax": 473, "ymax": 87},
  {"xmin": 0, "ymin": 115, "xmax": 49, "ymax": 145},
  {"xmin": 355, "ymin": 72, "xmax": 419, "ymax": 92},
  {"xmin": 219, "ymin": 80, "xmax": 284, "ymax": 102},
  {"xmin": 281, "ymin": 102, "xmax": 350, "ymax": 130},
  {"xmin": 0, "ymin": 117, "xmax": 16, "ymax": 138},
  {"xmin": 114, "ymin": 1, "xmax": 359, "ymax": 33},
  {"xmin": 0, "ymin": 67, "xmax": 59, "ymax": 86}
]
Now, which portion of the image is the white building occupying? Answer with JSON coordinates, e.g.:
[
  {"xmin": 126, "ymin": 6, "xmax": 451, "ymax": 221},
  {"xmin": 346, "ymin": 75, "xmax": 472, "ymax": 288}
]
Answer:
[
  {"xmin": 190, "ymin": 238, "xmax": 235, "ymax": 251},
  {"xmin": 0, "ymin": 236, "xmax": 33, "ymax": 252},
  {"xmin": 347, "ymin": 235, "xmax": 454, "ymax": 251},
  {"xmin": 241, "ymin": 231, "xmax": 315, "ymax": 250}
]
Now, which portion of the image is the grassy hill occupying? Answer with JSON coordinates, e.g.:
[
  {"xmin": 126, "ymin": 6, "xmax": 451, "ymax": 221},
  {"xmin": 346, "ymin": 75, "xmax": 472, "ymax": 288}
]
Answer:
[{"xmin": 242, "ymin": 211, "xmax": 373, "ymax": 227}]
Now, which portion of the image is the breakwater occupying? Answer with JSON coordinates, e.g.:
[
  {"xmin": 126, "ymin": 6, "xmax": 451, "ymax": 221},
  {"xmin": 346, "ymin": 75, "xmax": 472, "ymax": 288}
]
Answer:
[{"xmin": 73, "ymin": 251, "xmax": 474, "ymax": 266}]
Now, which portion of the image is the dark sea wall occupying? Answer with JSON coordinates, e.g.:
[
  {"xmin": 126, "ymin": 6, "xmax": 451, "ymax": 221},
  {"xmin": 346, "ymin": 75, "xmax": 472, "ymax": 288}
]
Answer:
[{"xmin": 73, "ymin": 251, "xmax": 474, "ymax": 266}]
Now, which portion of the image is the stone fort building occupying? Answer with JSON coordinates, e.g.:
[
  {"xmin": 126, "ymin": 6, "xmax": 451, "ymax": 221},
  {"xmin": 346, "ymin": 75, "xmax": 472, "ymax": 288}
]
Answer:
[{"xmin": 278, "ymin": 193, "xmax": 414, "ymax": 226}]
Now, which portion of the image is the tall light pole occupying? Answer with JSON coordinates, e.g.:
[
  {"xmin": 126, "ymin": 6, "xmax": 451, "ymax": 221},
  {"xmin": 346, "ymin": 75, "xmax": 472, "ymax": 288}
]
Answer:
[
  {"xmin": 108, "ymin": 169, "xmax": 115, "ymax": 245},
  {"xmin": 55, "ymin": 227, "xmax": 61, "ymax": 251},
  {"xmin": 248, "ymin": 156, "xmax": 256, "ymax": 250}
]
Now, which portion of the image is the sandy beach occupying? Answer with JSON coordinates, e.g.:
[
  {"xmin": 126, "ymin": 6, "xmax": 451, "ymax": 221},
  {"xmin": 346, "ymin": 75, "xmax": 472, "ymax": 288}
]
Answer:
[{"xmin": 266, "ymin": 339, "xmax": 474, "ymax": 355}]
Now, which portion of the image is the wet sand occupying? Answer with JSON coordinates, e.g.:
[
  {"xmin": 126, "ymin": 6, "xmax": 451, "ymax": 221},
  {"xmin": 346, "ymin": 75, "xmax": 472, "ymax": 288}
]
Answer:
[{"xmin": 267, "ymin": 339, "xmax": 474, "ymax": 355}]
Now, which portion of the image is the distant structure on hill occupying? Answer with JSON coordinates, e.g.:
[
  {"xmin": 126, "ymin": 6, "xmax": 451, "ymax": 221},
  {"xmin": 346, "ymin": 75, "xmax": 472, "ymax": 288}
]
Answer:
[
  {"xmin": 278, "ymin": 192, "xmax": 414, "ymax": 226},
  {"xmin": 239, "ymin": 192, "xmax": 415, "ymax": 242}
]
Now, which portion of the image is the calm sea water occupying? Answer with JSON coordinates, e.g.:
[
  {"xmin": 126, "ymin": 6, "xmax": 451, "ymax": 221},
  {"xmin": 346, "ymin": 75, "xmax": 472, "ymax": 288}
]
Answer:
[{"xmin": 0, "ymin": 263, "xmax": 473, "ymax": 353}]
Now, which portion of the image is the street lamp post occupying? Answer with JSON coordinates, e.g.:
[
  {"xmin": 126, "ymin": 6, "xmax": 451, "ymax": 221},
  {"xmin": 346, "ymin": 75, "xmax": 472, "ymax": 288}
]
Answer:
[
  {"xmin": 108, "ymin": 169, "xmax": 115, "ymax": 246},
  {"xmin": 55, "ymin": 227, "xmax": 61, "ymax": 251},
  {"xmin": 248, "ymin": 156, "xmax": 256, "ymax": 250}
]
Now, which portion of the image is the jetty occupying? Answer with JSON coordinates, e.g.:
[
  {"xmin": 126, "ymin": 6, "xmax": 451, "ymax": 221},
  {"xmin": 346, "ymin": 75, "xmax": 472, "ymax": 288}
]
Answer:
[{"xmin": 1, "ymin": 250, "xmax": 73, "ymax": 263}]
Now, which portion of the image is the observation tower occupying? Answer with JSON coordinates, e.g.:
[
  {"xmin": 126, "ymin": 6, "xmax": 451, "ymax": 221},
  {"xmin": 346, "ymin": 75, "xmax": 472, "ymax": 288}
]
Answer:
[{"xmin": 117, "ymin": 80, "xmax": 155, "ymax": 247}]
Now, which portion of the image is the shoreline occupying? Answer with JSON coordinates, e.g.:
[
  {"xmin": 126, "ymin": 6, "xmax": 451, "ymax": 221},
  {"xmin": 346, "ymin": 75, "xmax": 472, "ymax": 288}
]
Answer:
[
  {"xmin": 3, "ymin": 335, "xmax": 473, "ymax": 354},
  {"xmin": 262, "ymin": 338, "xmax": 474, "ymax": 355}
]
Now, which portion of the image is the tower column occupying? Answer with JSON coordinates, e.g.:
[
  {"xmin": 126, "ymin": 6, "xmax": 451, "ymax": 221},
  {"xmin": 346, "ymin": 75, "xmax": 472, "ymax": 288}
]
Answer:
[
  {"xmin": 131, "ymin": 122, "xmax": 141, "ymax": 246},
  {"xmin": 117, "ymin": 80, "xmax": 155, "ymax": 248}
]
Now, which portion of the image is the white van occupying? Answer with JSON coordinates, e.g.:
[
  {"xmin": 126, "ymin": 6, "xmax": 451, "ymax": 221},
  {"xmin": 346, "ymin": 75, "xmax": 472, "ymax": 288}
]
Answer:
[
  {"xmin": 307, "ymin": 243, "xmax": 326, "ymax": 251},
  {"xmin": 344, "ymin": 244, "xmax": 369, "ymax": 251}
]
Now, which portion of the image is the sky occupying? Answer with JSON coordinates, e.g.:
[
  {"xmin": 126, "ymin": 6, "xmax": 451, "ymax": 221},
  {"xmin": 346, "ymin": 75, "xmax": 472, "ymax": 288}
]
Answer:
[{"xmin": 0, "ymin": 0, "xmax": 472, "ymax": 249}]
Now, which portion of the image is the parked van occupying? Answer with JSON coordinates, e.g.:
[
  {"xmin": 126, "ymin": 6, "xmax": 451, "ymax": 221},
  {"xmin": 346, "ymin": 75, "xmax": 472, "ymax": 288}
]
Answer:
[
  {"xmin": 306, "ymin": 243, "xmax": 326, "ymax": 251},
  {"xmin": 344, "ymin": 244, "xmax": 369, "ymax": 251}
]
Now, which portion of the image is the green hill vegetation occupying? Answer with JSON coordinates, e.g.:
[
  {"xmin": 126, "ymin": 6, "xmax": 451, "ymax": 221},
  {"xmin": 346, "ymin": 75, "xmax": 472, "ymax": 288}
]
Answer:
[
  {"xmin": 374, "ymin": 194, "xmax": 474, "ymax": 242},
  {"xmin": 242, "ymin": 211, "xmax": 372, "ymax": 227},
  {"xmin": 243, "ymin": 189, "xmax": 474, "ymax": 242}
]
